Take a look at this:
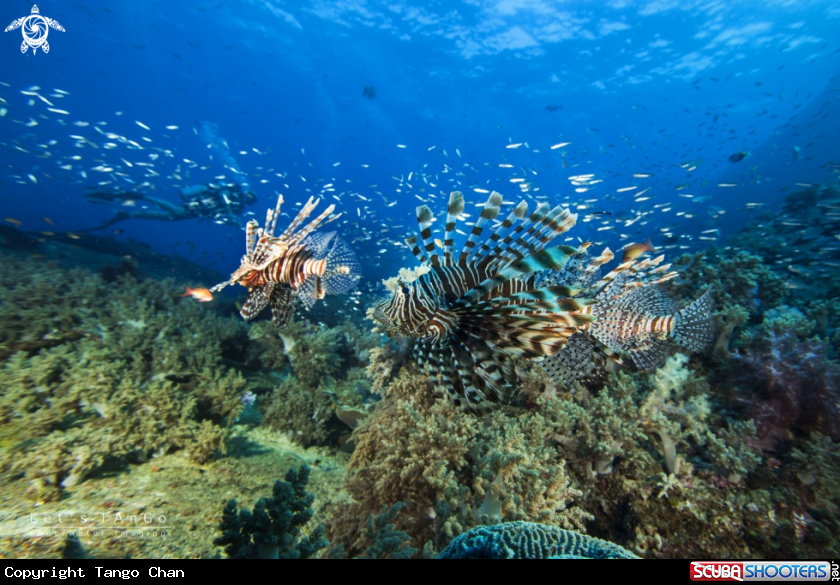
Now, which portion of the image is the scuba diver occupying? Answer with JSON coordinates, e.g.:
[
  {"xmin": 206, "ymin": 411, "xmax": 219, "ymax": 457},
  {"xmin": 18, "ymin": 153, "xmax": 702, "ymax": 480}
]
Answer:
[{"xmin": 82, "ymin": 183, "xmax": 257, "ymax": 231}]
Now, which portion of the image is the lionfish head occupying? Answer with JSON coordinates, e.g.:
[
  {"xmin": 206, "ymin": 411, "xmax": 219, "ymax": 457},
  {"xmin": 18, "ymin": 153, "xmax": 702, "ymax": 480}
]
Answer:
[
  {"xmin": 210, "ymin": 256, "xmax": 263, "ymax": 293},
  {"xmin": 373, "ymin": 282, "xmax": 429, "ymax": 339},
  {"xmin": 228, "ymin": 257, "xmax": 263, "ymax": 288}
]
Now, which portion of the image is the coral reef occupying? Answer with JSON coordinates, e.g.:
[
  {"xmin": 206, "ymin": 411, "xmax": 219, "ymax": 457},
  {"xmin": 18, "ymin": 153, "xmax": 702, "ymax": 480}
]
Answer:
[
  {"xmin": 5, "ymin": 181, "xmax": 840, "ymax": 562},
  {"xmin": 325, "ymin": 365, "xmax": 479, "ymax": 555},
  {"xmin": 0, "ymin": 254, "xmax": 252, "ymax": 500},
  {"xmin": 326, "ymin": 362, "xmax": 590, "ymax": 557},
  {"xmin": 730, "ymin": 181, "xmax": 840, "ymax": 302},
  {"xmin": 258, "ymin": 318, "xmax": 380, "ymax": 447},
  {"xmin": 214, "ymin": 465, "xmax": 328, "ymax": 559},
  {"xmin": 437, "ymin": 521, "xmax": 639, "ymax": 559}
]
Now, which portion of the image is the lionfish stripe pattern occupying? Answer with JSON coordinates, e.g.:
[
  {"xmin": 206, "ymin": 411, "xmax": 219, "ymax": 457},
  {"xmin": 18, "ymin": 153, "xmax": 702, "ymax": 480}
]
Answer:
[
  {"xmin": 374, "ymin": 190, "xmax": 714, "ymax": 413},
  {"xmin": 212, "ymin": 195, "xmax": 361, "ymax": 329}
]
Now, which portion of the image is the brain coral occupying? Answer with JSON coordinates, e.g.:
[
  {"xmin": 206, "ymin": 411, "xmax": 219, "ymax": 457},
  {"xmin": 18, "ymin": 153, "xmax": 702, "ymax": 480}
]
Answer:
[{"xmin": 437, "ymin": 521, "xmax": 639, "ymax": 559}]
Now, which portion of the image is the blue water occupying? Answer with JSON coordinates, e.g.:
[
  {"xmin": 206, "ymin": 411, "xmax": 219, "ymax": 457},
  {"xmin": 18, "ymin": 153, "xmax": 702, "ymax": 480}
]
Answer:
[{"xmin": 2, "ymin": 0, "xmax": 840, "ymax": 285}]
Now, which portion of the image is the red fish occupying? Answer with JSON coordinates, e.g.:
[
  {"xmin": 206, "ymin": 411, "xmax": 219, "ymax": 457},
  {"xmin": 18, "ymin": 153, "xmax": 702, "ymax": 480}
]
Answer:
[
  {"xmin": 181, "ymin": 286, "xmax": 214, "ymax": 302},
  {"xmin": 621, "ymin": 238, "xmax": 655, "ymax": 263}
]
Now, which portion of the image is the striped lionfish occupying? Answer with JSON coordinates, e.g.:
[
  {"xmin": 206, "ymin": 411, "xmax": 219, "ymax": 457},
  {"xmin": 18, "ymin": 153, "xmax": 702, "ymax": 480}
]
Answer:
[
  {"xmin": 211, "ymin": 194, "xmax": 361, "ymax": 328},
  {"xmin": 373, "ymin": 190, "xmax": 713, "ymax": 413}
]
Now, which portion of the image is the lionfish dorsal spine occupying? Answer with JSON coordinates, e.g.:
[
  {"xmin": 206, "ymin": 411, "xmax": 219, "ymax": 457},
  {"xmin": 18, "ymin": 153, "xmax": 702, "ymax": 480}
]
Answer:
[
  {"xmin": 272, "ymin": 197, "xmax": 338, "ymax": 252},
  {"xmin": 461, "ymin": 244, "xmax": 581, "ymax": 304},
  {"xmin": 275, "ymin": 195, "xmax": 313, "ymax": 241},
  {"xmin": 245, "ymin": 220, "xmax": 259, "ymax": 258},
  {"xmin": 405, "ymin": 234, "xmax": 426, "ymax": 265},
  {"xmin": 473, "ymin": 200, "xmax": 528, "ymax": 263},
  {"xmin": 458, "ymin": 191, "xmax": 503, "ymax": 265},
  {"xmin": 415, "ymin": 205, "xmax": 438, "ymax": 267},
  {"xmin": 492, "ymin": 204, "xmax": 577, "ymax": 272},
  {"xmin": 290, "ymin": 203, "xmax": 338, "ymax": 247},
  {"xmin": 484, "ymin": 202, "xmax": 547, "ymax": 269},
  {"xmin": 442, "ymin": 191, "xmax": 465, "ymax": 266},
  {"xmin": 268, "ymin": 195, "xmax": 284, "ymax": 237}
]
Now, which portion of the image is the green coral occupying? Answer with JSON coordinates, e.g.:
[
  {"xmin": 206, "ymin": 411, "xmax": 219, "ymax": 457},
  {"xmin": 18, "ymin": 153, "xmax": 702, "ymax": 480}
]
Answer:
[
  {"xmin": 639, "ymin": 354, "xmax": 712, "ymax": 475},
  {"xmin": 705, "ymin": 421, "xmax": 762, "ymax": 483},
  {"xmin": 260, "ymin": 319, "xmax": 379, "ymax": 446},
  {"xmin": 326, "ymin": 365, "xmax": 478, "ymax": 556},
  {"xmin": 327, "ymin": 359, "xmax": 590, "ymax": 557},
  {"xmin": 0, "ymin": 255, "xmax": 251, "ymax": 498}
]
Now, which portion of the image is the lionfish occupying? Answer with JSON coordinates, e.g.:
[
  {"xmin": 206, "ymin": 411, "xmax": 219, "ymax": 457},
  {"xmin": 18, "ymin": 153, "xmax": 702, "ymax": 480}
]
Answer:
[
  {"xmin": 373, "ymin": 190, "xmax": 713, "ymax": 413},
  {"xmin": 211, "ymin": 194, "xmax": 361, "ymax": 328}
]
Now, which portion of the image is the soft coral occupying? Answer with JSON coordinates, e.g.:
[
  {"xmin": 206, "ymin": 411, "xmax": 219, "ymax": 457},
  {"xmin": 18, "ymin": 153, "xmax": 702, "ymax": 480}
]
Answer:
[{"xmin": 736, "ymin": 331, "xmax": 840, "ymax": 449}]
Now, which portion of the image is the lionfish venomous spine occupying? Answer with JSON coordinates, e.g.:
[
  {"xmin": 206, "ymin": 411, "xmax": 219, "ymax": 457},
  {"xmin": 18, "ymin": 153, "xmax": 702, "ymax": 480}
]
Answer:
[
  {"xmin": 373, "ymin": 190, "xmax": 713, "ymax": 413},
  {"xmin": 212, "ymin": 194, "xmax": 361, "ymax": 328}
]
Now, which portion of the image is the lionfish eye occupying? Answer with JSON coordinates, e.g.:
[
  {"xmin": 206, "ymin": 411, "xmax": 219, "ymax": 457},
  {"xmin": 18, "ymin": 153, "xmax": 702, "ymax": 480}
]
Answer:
[{"xmin": 401, "ymin": 285, "xmax": 410, "ymax": 296}]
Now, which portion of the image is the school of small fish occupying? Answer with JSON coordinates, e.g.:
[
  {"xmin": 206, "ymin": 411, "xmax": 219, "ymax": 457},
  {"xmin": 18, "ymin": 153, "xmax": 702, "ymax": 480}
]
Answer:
[{"xmin": 0, "ymin": 71, "xmax": 836, "ymax": 327}]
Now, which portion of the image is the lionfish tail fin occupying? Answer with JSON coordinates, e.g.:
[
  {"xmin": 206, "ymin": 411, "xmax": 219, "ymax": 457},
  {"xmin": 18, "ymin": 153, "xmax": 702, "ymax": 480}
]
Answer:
[{"xmin": 672, "ymin": 290, "xmax": 714, "ymax": 352}]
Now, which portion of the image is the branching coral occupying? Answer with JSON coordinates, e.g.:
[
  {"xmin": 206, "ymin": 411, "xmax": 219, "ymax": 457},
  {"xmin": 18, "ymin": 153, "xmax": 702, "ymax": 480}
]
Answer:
[
  {"xmin": 467, "ymin": 412, "xmax": 591, "ymax": 531},
  {"xmin": 359, "ymin": 503, "xmax": 418, "ymax": 559},
  {"xmin": 790, "ymin": 433, "xmax": 840, "ymax": 518},
  {"xmin": 639, "ymin": 354, "xmax": 712, "ymax": 475},
  {"xmin": 705, "ymin": 421, "xmax": 762, "ymax": 483},
  {"xmin": 214, "ymin": 465, "xmax": 328, "ymax": 559}
]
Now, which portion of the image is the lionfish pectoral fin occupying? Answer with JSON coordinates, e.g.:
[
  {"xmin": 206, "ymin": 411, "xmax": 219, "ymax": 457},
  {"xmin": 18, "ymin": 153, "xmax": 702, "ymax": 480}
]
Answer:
[
  {"xmin": 493, "ymin": 326, "xmax": 582, "ymax": 359},
  {"xmin": 269, "ymin": 286, "xmax": 296, "ymax": 329},
  {"xmin": 453, "ymin": 337, "xmax": 511, "ymax": 412},
  {"xmin": 540, "ymin": 332, "xmax": 606, "ymax": 386},
  {"xmin": 240, "ymin": 286, "xmax": 272, "ymax": 321},
  {"xmin": 625, "ymin": 337, "xmax": 669, "ymax": 371},
  {"xmin": 296, "ymin": 277, "xmax": 319, "ymax": 310}
]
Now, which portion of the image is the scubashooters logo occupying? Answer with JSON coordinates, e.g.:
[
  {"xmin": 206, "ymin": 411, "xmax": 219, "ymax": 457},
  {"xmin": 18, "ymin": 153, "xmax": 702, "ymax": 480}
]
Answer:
[
  {"xmin": 691, "ymin": 561, "xmax": 832, "ymax": 582},
  {"xmin": 5, "ymin": 5, "xmax": 65, "ymax": 54}
]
